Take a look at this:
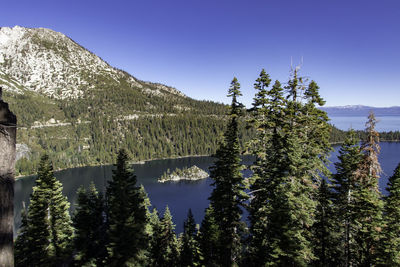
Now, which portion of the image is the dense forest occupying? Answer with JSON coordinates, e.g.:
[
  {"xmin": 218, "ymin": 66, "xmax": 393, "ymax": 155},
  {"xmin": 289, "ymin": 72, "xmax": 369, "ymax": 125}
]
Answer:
[
  {"xmin": 4, "ymin": 82, "xmax": 255, "ymax": 176},
  {"xmin": 14, "ymin": 69, "xmax": 400, "ymax": 266},
  {"xmin": 4, "ymin": 82, "xmax": 400, "ymax": 176}
]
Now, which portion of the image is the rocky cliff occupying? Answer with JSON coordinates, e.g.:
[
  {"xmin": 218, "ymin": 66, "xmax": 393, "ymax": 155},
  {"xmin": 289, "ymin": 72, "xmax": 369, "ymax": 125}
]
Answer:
[{"xmin": 0, "ymin": 87, "xmax": 17, "ymax": 266}]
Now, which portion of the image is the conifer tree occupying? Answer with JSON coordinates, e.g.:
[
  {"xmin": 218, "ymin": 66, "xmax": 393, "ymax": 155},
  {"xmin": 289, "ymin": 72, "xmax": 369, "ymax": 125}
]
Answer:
[
  {"xmin": 180, "ymin": 209, "xmax": 202, "ymax": 267},
  {"xmin": 73, "ymin": 183, "xmax": 107, "ymax": 266},
  {"xmin": 351, "ymin": 112, "xmax": 384, "ymax": 266},
  {"xmin": 198, "ymin": 205, "xmax": 220, "ymax": 267},
  {"xmin": 383, "ymin": 162, "xmax": 400, "ymax": 265},
  {"xmin": 247, "ymin": 70, "xmax": 286, "ymax": 265},
  {"xmin": 150, "ymin": 206, "xmax": 179, "ymax": 267},
  {"xmin": 247, "ymin": 68, "xmax": 331, "ymax": 266},
  {"xmin": 14, "ymin": 155, "xmax": 73, "ymax": 266},
  {"xmin": 14, "ymin": 205, "xmax": 29, "ymax": 267},
  {"xmin": 106, "ymin": 149, "xmax": 148, "ymax": 266},
  {"xmin": 146, "ymin": 207, "xmax": 160, "ymax": 266},
  {"xmin": 147, "ymin": 207, "xmax": 160, "ymax": 241},
  {"xmin": 208, "ymin": 77, "xmax": 248, "ymax": 266},
  {"xmin": 312, "ymin": 179, "xmax": 342, "ymax": 266},
  {"xmin": 331, "ymin": 129, "xmax": 363, "ymax": 265}
]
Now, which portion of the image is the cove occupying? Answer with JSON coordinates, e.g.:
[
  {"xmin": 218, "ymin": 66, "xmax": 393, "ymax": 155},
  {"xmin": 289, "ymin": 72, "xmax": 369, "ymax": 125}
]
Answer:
[{"xmin": 14, "ymin": 142, "xmax": 400, "ymax": 234}]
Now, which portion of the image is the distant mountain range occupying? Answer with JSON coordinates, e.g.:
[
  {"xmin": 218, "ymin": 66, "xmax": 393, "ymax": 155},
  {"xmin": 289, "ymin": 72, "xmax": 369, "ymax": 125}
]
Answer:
[{"xmin": 320, "ymin": 105, "xmax": 400, "ymax": 117}]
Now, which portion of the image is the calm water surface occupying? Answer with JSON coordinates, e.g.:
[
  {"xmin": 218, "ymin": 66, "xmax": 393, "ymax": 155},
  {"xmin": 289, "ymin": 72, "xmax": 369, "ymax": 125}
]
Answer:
[
  {"xmin": 14, "ymin": 155, "xmax": 254, "ymax": 235},
  {"xmin": 14, "ymin": 143, "xmax": 400, "ymax": 234},
  {"xmin": 330, "ymin": 116, "xmax": 400, "ymax": 131}
]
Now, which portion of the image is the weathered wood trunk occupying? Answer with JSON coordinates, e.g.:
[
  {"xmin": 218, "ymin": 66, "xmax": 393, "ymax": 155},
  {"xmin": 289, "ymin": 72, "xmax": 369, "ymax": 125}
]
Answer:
[{"xmin": 0, "ymin": 87, "xmax": 17, "ymax": 267}]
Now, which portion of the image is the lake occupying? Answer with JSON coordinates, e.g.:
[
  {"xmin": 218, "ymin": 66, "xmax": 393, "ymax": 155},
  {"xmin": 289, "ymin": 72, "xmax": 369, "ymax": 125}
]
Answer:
[
  {"xmin": 330, "ymin": 116, "xmax": 400, "ymax": 132},
  {"xmin": 14, "ymin": 142, "xmax": 400, "ymax": 235}
]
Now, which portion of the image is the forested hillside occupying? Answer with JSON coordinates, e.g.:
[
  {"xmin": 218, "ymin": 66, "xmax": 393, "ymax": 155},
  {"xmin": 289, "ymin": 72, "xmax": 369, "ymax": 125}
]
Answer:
[
  {"xmin": 1, "ymin": 26, "xmax": 399, "ymax": 176},
  {"xmin": 15, "ymin": 69, "xmax": 400, "ymax": 266},
  {"xmin": 0, "ymin": 26, "xmax": 250, "ymax": 175}
]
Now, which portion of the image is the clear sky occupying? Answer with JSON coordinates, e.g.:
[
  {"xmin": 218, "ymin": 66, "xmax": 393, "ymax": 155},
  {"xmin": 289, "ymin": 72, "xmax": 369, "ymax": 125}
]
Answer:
[{"xmin": 2, "ymin": 0, "xmax": 400, "ymax": 107}]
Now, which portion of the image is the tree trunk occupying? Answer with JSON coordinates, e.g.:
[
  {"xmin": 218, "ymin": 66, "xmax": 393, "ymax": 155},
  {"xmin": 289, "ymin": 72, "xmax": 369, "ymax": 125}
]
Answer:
[{"xmin": 0, "ymin": 88, "xmax": 17, "ymax": 267}]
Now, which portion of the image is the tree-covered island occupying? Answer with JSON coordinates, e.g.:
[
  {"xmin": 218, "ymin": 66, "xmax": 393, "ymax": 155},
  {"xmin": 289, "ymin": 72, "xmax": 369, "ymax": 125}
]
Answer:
[{"xmin": 158, "ymin": 165, "xmax": 209, "ymax": 183}]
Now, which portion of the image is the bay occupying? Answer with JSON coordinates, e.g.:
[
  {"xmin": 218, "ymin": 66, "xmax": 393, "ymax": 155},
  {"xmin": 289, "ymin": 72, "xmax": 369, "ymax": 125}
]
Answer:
[
  {"xmin": 14, "ymin": 142, "xmax": 400, "ymax": 235},
  {"xmin": 329, "ymin": 116, "xmax": 400, "ymax": 132}
]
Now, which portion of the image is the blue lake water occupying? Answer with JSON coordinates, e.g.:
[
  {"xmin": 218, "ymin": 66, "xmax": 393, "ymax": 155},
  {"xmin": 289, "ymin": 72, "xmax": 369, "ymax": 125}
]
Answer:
[
  {"xmin": 14, "ymin": 142, "xmax": 400, "ymax": 235},
  {"xmin": 330, "ymin": 116, "xmax": 400, "ymax": 132}
]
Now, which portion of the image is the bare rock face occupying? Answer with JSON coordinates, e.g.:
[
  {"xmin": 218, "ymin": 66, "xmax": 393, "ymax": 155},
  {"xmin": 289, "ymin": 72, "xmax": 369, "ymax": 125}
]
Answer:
[{"xmin": 0, "ymin": 87, "xmax": 17, "ymax": 267}]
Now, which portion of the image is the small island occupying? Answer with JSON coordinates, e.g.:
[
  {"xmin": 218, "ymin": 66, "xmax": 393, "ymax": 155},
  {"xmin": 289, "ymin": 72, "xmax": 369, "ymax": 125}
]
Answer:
[{"xmin": 158, "ymin": 165, "xmax": 209, "ymax": 183}]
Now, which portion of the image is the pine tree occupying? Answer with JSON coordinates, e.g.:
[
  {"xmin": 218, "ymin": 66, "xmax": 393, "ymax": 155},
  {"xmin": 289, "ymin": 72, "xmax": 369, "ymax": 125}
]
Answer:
[
  {"xmin": 331, "ymin": 129, "xmax": 363, "ymax": 266},
  {"xmin": 247, "ymin": 68, "xmax": 331, "ymax": 266},
  {"xmin": 312, "ymin": 179, "xmax": 342, "ymax": 266},
  {"xmin": 14, "ymin": 205, "xmax": 29, "ymax": 267},
  {"xmin": 73, "ymin": 183, "xmax": 107, "ymax": 266},
  {"xmin": 247, "ymin": 70, "xmax": 286, "ymax": 265},
  {"xmin": 150, "ymin": 206, "xmax": 179, "ymax": 267},
  {"xmin": 180, "ymin": 209, "xmax": 202, "ymax": 267},
  {"xmin": 351, "ymin": 112, "xmax": 384, "ymax": 266},
  {"xmin": 49, "ymin": 175, "xmax": 74, "ymax": 266},
  {"xmin": 383, "ymin": 162, "xmax": 400, "ymax": 265},
  {"xmin": 147, "ymin": 207, "xmax": 160, "ymax": 241},
  {"xmin": 14, "ymin": 154, "xmax": 73, "ymax": 266},
  {"xmin": 208, "ymin": 77, "xmax": 248, "ymax": 266},
  {"xmin": 146, "ymin": 206, "xmax": 161, "ymax": 266},
  {"xmin": 198, "ymin": 205, "xmax": 220, "ymax": 267},
  {"xmin": 106, "ymin": 149, "xmax": 148, "ymax": 266}
]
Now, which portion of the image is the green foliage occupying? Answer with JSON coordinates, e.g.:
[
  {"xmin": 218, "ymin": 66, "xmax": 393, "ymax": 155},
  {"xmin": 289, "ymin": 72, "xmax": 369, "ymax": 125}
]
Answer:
[
  {"xmin": 208, "ymin": 77, "xmax": 248, "ymax": 266},
  {"xmin": 312, "ymin": 179, "xmax": 342, "ymax": 266},
  {"xmin": 14, "ymin": 206, "xmax": 29, "ymax": 267},
  {"xmin": 198, "ymin": 205, "xmax": 220, "ymax": 267},
  {"xmin": 73, "ymin": 183, "xmax": 107, "ymax": 266},
  {"xmin": 150, "ymin": 206, "xmax": 179, "ymax": 267},
  {"xmin": 247, "ymin": 70, "xmax": 286, "ymax": 265},
  {"xmin": 383, "ymin": 162, "xmax": 400, "ymax": 265},
  {"xmin": 106, "ymin": 149, "xmax": 149, "ymax": 266},
  {"xmin": 4, "ymin": 71, "xmax": 251, "ymax": 176},
  {"xmin": 247, "ymin": 68, "xmax": 331, "ymax": 266},
  {"xmin": 331, "ymin": 129, "xmax": 363, "ymax": 265},
  {"xmin": 350, "ymin": 112, "xmax": 384, "ymax": 266},
  {"xmin": 14, "ymin": 155, "xmax": 73, "ymax": 266},
  {"xmin": 11, "ymin": 67, "xmax": 400, "ymax": 267},
  {"xmin": 179, "ymin": 209, "xmax": 202, "ymax": 267},
  {"xmin": 159, "ymin": 165, "xmax": 208, "ymax": 182}
]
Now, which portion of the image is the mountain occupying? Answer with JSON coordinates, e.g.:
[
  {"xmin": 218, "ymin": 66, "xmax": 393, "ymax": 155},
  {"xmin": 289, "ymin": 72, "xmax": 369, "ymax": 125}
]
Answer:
[
  {"xmin": 0, "ymin": 26, "xmax": 248, "ymax": 175},
  {"xmin": 320, "ymin": 105, "xmax": 400, "ymax": 117},
  {"xmin": 0, "ymin": 26, "xmax": 184, "ymax": 99}
]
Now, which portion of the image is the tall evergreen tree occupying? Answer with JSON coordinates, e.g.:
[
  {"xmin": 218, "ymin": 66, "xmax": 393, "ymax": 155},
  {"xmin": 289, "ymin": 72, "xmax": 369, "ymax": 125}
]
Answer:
[
  {"xmin": 383, "ymin": 162, "xmax": 400, "ymax": 265},
  {"xmin": 312, "ymin": 179, "xmax": 342, "ymax": 266},
  {"xmin": 247, "ymin": 70, "xmax": 286, "ymax": 265},
  {"xmin": 14, "ymin": 155, "xmax": 73, "ymax": 266},
  {"xmin": 106, "ymin": 149, "xmax": 148, "ymax": 266},
  {"xmin": 150, "ymin": 206, "xmax": 179, "ymax": 267},
  {"xmin": 14, "ymin": 205, "xmax": 29, "ymax": 267},
  {"xmin": 208, "ymin": 77, "xmax": 248, "ymax": 266},
  {"xmin": 331, "ymin": 129, "xmax": 363, "ymax": 266},
  {"xmin": 180, "ymin": 209, "xmax": 202, "ymax": 267},
  {"xmin": 351, "ymin": 112, "xmax": 384, "ymax": 266},
  {"xmin": 247, "ymin": 68, "xmax": 331, "ymax": 266},
  {"xmin": 73, "ymin": 183, "xmax": 107, "ymax": 266},
  {"xmin": 198, "ymin": 205, "xmax": 220, "ymax": 267}
]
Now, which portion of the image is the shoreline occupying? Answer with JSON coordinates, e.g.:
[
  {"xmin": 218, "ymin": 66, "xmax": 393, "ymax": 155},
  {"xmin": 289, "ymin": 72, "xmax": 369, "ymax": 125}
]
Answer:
[
  {"xmin": 14, "ymin": 140, "xmax": 400, "ymax": 180},
  {"xmin": 15, "ymin": 154, "xmax": 212, "ymax": 180}
]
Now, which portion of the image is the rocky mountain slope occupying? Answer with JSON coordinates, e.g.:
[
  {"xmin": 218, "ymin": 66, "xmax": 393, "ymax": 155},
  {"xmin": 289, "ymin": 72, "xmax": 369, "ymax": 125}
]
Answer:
[
  {"xmin": 0, "ymin": 26, "xmax": 241, "ymax": 175},
  {"xmin": 0, "ymin": 26, "xmax": 184, "ymax": 99}
]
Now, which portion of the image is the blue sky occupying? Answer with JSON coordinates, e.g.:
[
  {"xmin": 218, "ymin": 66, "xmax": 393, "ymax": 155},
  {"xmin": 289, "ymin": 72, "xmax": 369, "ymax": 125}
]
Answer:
[{"xmin": 2, "ymin": 0, "xmax": 400, "ymax": 107}]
